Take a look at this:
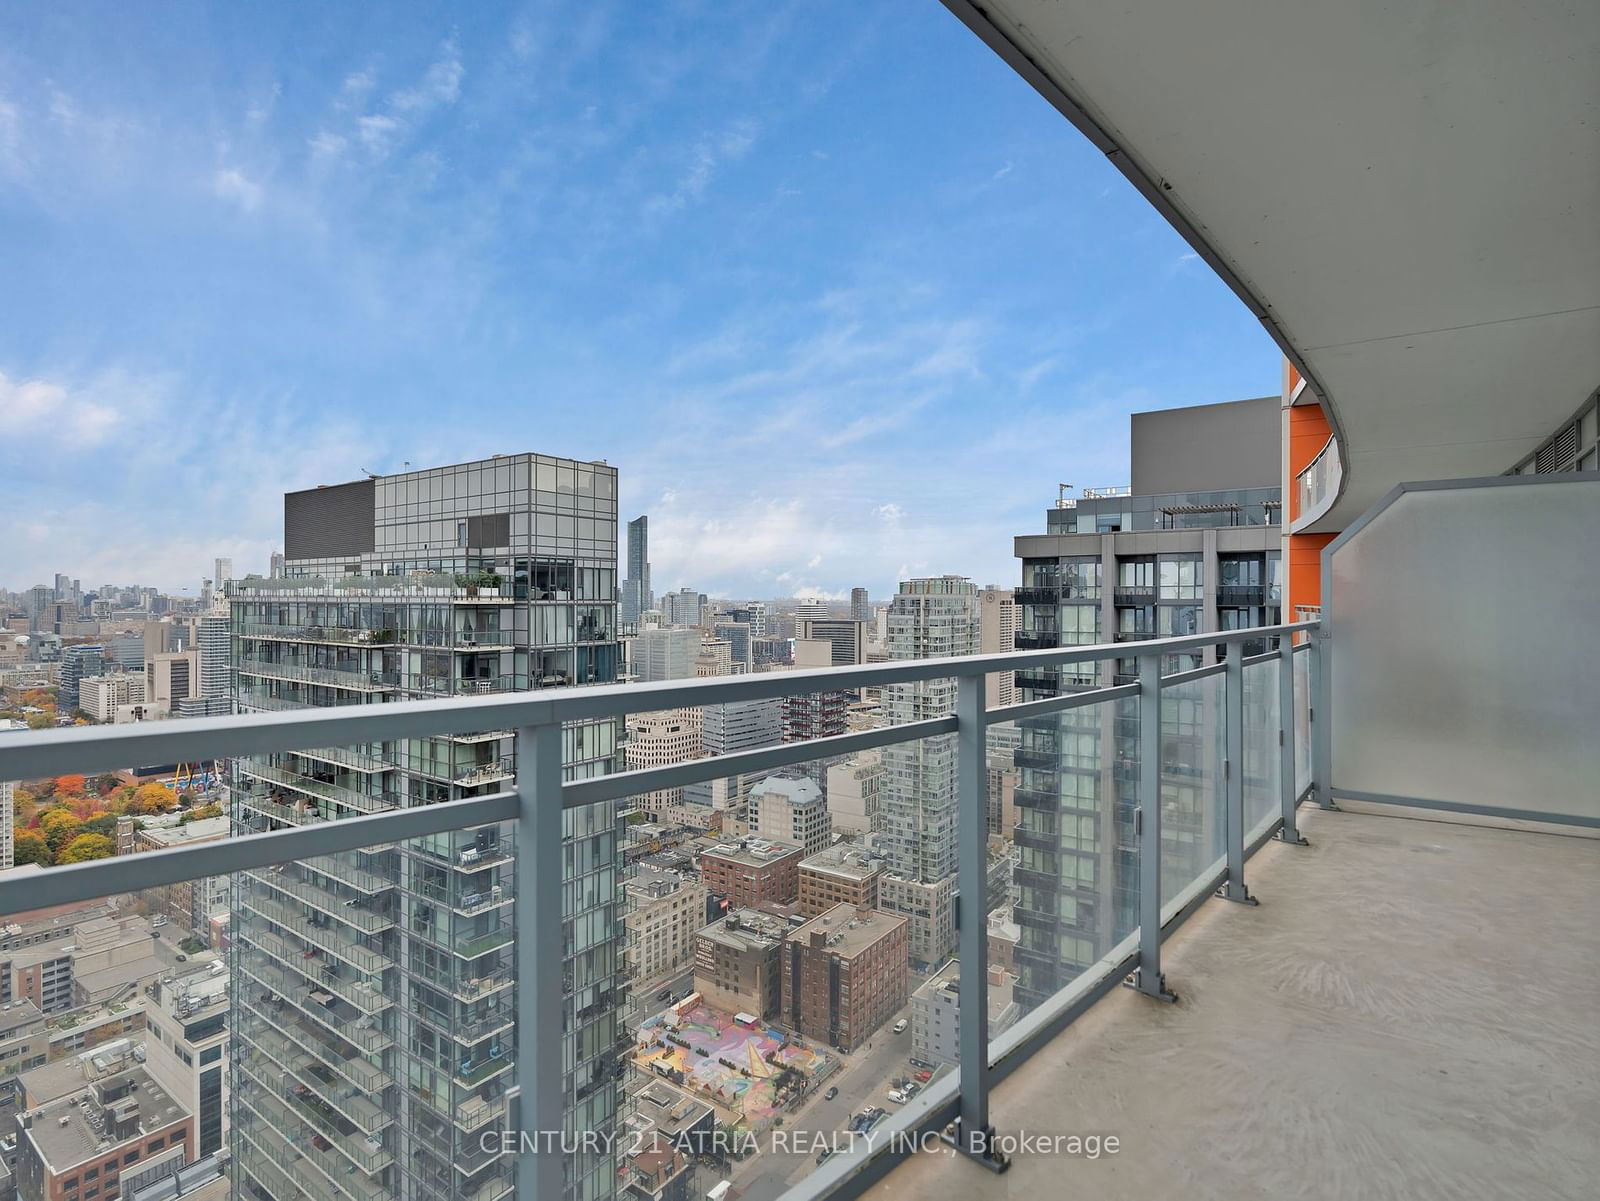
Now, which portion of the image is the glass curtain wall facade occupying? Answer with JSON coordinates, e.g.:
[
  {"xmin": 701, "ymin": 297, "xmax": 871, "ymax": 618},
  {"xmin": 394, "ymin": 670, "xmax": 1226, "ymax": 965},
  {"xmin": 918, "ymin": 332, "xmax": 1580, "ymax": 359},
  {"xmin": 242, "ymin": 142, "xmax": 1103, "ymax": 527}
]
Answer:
[{"xmin": 229, "ymin": 454, "xmax": 623, "ymax": 1201}]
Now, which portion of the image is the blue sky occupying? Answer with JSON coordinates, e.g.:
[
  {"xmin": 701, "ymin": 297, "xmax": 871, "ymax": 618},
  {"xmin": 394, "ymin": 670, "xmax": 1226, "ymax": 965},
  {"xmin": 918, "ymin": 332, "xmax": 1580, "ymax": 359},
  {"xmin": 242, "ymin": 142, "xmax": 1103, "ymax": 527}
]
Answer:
[{"xmin": 0, "ymin": 1, "xmax": 1279, "ymax": 600}]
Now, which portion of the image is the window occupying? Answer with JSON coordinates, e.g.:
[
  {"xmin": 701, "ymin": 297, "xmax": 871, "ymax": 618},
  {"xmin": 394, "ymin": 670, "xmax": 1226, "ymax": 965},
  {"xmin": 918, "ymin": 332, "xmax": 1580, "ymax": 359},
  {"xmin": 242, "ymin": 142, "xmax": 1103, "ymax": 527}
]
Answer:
[{"xmin": 1158, "ymin": 557, "xmax": 1202, "ymax": 600}]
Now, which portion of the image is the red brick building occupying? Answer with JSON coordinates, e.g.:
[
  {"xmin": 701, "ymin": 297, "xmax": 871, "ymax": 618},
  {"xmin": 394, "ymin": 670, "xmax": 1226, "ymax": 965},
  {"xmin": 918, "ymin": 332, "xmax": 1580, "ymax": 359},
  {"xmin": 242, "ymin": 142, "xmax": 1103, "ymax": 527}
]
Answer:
[
  {"xmin": 781, "ymin": 904, "xmax": 908, "ymax": 1051},
  {"xmin": 697, "ymin": 838, "xmax": 804, "ymax": 909}
]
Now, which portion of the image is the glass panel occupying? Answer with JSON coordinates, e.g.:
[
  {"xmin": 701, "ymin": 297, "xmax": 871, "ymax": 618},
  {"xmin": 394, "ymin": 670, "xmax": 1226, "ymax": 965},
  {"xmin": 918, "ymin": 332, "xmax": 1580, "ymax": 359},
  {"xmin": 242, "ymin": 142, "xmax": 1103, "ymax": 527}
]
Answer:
[
  {"xmin": 1243, "ymin": 659, "xmax": 1281, "ymax": 837},
  {"xmin": 1010, "ymin": 693, "xmax": 1138, "ymax": 1016},
  {"xmin": 1294, "ymin": 647, "xmax": 1312, "ymax": 798},
  {"xmin": 1160, "ymin": 671, "xmax": 1225, "ymax": 907}
]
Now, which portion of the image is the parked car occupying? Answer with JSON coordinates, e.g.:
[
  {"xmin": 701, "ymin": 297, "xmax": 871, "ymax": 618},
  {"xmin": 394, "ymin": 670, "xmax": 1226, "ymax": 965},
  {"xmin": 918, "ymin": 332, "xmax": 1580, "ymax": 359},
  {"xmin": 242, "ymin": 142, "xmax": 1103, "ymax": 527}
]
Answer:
[
  {"xmin": 815, "ymin": 1148, "xmax": 834, "ymax": 1165},
  {"xmin": 892, "ymin": 1019, "xmax": 908, "ymax": 1034},
  {"xmin": 887, "ymin": 1090, "xmax": 906, "ymax": 1105},
  {"xmin": 656, "ymin": 988, "xmax": 672, "ymax": 1001},
  {"xmin": 903, "ymin": 1082, "xmax": 921, "ymax": 1098},
  {"xmin": 914, "ymin": 1070, "xmax": 932, "ymax": 1083},
  {"xmin": 824, "ymin": 1086, "xmax": 839, "ymax": 1101}
]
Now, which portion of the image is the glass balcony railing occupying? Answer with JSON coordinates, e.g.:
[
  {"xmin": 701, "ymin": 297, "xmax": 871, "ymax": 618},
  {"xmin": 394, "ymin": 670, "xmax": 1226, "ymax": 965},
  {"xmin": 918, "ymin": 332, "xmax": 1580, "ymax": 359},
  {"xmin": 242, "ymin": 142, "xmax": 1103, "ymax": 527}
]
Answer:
[
  {"xmin": 1295, "ymin": 434, "xmax": 1342, "ymax": 526},
  {"xmin": 0, "ymin": 620, "xmax": 1332, "ymax": 1201}
]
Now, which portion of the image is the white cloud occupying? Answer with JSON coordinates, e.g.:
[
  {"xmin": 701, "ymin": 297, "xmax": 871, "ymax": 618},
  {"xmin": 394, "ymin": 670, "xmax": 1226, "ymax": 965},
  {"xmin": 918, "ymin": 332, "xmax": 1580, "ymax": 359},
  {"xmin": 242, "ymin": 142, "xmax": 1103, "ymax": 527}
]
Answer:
[
  {"xmin": 357, "ymin": 114, "xmax": 400, "ymax": 153},
  {"xmin": 308, "ymin": 130, "xmax": 348, "ymax": 160},
  {"xmin": 645, "ymin": 118, "xmax": 760, "ymax": 216},
  {"xmin": 393, "ymin": 42, "xmax": 463, "ymax": 112},
  {"xmin": 0, "ymin": 368, "xmax": 134, "ymax": 445},
  {"xmin": 212, "ymin": 166, "xmax": 263, "ymax": 212}
]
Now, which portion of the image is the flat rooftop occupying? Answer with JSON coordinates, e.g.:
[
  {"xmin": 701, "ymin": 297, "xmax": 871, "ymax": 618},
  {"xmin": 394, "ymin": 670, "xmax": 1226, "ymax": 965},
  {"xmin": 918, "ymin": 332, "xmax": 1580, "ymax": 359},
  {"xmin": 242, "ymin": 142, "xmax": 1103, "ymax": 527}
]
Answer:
[
  {"xmin": 870, "ymin": 807, "xmax": 1600, "ymax": 1201},
  {"xmin": 789, "ymin": 903, "xmax": 906, "ymax": 958},
  {"xmin": 799, "ymin": 846, "xmax": 883, "ymax": 881},
  {"xmin": 696, "ymin": 908, "xmax": 792, "ymax": 952},
  {"xmin": 699, "ymin": 838, "xmax": 804, "ymax": 868},
  {"xmin": 23, "ymin": 1063, "xmax": 188, "ymax": 1173}
]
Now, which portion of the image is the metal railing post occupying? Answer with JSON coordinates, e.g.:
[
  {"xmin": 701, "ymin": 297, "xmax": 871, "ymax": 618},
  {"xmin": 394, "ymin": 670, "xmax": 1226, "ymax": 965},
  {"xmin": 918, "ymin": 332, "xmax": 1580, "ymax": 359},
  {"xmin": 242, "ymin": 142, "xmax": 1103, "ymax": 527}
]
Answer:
[
  {"xmin": 514, "ymin": 720, "xmax": 564, "ymax": 1201},
  {"xmin": 1131, "ymin": 653, "xmax": 1177, "ymax": 1001},
  {"xmin": 1277, "ymin": 635, "xmax": 1308, "ymax": 844},
  {"xmin": 1312, "ymin": 622, "xmax": 1336, "ymax": 809},
  {"xmin": 945, "ymin": 672, "xmax": 1009, "ymax": 1171},
  {"xmin": 1218, "ymin": 641, "xmax": 1257, "ymax": 904}
]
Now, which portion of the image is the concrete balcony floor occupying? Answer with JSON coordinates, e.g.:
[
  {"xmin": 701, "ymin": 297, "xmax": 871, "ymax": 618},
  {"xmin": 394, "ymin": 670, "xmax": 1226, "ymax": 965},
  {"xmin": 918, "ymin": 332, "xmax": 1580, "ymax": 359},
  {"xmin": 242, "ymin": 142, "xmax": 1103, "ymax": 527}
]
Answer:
[{"xmin": 867, "ymin": 806, "xmax": 1600, "ymax": 1201}]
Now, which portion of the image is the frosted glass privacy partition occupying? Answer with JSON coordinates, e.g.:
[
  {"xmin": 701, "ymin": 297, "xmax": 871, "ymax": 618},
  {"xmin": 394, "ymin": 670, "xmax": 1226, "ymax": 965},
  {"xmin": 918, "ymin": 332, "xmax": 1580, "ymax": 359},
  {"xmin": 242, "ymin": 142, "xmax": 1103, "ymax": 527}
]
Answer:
[{"xmin": 1326, "ymin": 475, "xmax": 1600, "ymax": 822}]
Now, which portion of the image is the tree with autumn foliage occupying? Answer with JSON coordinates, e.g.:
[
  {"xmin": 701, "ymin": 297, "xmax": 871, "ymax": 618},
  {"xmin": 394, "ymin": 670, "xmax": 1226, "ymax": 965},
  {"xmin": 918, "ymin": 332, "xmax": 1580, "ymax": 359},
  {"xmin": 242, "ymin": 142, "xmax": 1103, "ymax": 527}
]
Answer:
[
  {"xmin": 39, "ymin": 809, "xmax": 83, "ymax": 853},
  {"xmin": 57, "ymin": 833, "xmax": 115, "ymax": 864},
  {"xmin": 129, "ymin": 782, "xmax": 179, "ymax": 815},
  {"xmin": 12, "ymin": 830, "xmax": 51, "ymax": 867},
  {"xmin": 54, "ymin": 773, "xmax": 87, "ymax": 798}
]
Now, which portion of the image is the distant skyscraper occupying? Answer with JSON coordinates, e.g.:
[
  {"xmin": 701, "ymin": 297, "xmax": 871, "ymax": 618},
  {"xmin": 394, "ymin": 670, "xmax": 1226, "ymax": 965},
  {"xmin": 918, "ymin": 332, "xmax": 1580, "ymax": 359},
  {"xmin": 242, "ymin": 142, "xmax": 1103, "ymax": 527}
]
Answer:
[
  {"xmin": 795, "ymin": 598, "xmax": 831, "ymax": 623},
  {"xmin": 979, "ymin": 585, "xmax": 1019, "ymax": 709},
  {"xmin": 229, "ymin": 453, "xmax": 624, "ymax": 1201},
  {"xmin": 633, "ymin": 626, "xmax": 702, "ymax": 682},
  {"xmin": 878, "ymin": 576, "xmax": 980, "ymax": 967},
  {"xmin": 213, "ymin": 557, "xmax": 233, "ymax": 589},
  {"xmin": 850, "ymin": 587, "xmax": 870, "ymax": 622},
  {"xmin": 662, "ymin": 587, "xmax": 707, "ymax": 628},
  {"xmin": 268, "ymin": 550, "xmax": 284, "ymax": 578},
  {"xmin": 622, "ymin": 515, "xmax": 652, "ymax": 624}
]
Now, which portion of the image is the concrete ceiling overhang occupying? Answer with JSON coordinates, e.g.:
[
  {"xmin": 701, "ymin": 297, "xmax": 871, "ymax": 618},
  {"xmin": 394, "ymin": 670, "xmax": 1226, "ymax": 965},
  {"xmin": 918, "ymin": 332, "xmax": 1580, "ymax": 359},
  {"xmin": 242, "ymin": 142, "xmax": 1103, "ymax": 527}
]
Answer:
[{"xmin": 943, "ymin": 1, "xmax": 1600, "ymax": 528}]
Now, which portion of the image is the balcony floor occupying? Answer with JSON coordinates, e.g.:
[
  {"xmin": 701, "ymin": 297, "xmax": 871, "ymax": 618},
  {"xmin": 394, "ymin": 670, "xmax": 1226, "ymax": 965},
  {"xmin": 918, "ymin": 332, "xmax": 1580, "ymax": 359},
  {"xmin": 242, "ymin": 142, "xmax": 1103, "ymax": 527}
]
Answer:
[{"xmin": 869, "ymin": 806, "xmax": 1600, "ymax": 1201}]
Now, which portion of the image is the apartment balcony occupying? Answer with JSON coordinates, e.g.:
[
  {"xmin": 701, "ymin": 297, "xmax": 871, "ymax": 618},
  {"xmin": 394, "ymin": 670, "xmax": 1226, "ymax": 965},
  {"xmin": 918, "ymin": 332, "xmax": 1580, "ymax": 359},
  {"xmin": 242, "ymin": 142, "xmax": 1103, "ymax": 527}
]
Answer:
[
  {"xmin": 240, "ymin": 760, "xmax": 400, "ymax": 815},
  {"xmin": 1112, "ymin": 586, "xmax": 1155, "ymax": 605},
  {"xmin": 1216, "ymin": 584, "xmax": 1267, "ymax": 607},
  {"xmin": 237, "ymin": 656, "xmax": 401, "ymax": 693},
  {"xmin": 1012, "ymin": 630, "xmax": 1059, "ymax": 650},
  {"xmin": 5, "ymin": 471, "xmax": 1594, "ymax": 1201}
]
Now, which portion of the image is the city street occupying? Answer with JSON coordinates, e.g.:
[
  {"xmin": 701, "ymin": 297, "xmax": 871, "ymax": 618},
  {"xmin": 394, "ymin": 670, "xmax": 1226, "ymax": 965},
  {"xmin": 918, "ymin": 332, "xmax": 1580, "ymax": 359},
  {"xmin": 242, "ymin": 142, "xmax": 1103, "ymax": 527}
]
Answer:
[{"xmin": 729, "ymin": 1018, "xmax": 920, "ymax": 1201}]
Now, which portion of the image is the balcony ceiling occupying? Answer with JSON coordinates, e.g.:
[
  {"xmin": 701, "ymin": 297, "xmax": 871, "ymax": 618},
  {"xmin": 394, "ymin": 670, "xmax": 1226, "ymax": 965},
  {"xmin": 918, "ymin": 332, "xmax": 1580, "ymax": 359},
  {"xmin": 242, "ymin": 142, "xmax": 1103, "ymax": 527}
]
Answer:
[{"xmin": 945, "ymin": 1, "xmax": 1600, "ymax": 528}]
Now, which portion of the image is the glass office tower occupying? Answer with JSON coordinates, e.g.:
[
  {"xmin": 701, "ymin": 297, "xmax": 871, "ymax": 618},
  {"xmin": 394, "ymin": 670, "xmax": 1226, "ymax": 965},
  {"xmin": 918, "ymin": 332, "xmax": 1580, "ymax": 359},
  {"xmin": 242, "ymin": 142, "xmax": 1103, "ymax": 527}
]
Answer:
[{"xmin": 229, "ymin": 454, "xmax": 624, "ymax": 1201}]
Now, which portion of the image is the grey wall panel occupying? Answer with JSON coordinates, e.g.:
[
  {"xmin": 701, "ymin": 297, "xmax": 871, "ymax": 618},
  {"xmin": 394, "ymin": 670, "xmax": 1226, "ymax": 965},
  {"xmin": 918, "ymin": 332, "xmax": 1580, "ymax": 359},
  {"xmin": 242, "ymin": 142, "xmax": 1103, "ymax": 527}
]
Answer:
[
  {"xmin": 1329, "ymin": 476, "xmax": 1599, "ymax": 819},
  {"xmin": 1132, "ymin": 396, "xmax": 1279, "ymax": 494},
  {"xmin": 283, "ymin": 479, "xmax": 376, "ymax": 561}
]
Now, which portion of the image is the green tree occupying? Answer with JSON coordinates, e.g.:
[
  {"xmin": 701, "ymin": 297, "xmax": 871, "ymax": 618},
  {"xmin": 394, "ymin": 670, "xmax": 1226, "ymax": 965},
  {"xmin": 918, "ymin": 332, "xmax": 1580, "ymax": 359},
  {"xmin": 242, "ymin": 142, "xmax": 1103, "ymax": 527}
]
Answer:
[
  {"xmin": 12, "ymin": 830, "xmax": 52, "ymax": 867},
  {"xmin": 82, "ymin": 814, "xmax": 119, "ymax": 838},
  {"xmin": 57, "ymin": 833, "xmax": 115, "ymax": 864}
]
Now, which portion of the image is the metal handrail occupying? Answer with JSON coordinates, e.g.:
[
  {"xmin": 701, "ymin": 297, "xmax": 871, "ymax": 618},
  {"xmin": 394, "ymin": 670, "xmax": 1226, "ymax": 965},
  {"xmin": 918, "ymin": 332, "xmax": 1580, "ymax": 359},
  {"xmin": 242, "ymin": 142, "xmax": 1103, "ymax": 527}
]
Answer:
[{"xmin": 0, "ymin": 621, "xmax": 1318, "ymax": 783}]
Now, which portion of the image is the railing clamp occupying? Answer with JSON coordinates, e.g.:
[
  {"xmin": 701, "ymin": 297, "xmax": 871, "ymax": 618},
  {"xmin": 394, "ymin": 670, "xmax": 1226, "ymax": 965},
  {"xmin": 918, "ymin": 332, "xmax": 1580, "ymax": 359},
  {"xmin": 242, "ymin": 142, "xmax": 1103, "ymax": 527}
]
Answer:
[{"xmin": 941, "ymin": 1118, "xmax": 1012, "ymax": 1174}]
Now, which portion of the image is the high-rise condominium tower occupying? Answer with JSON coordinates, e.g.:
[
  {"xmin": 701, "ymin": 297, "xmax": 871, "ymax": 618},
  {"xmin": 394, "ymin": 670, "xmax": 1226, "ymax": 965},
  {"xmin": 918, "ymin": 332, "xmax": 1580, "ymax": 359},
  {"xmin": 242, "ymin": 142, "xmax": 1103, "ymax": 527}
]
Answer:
[
  {"xmin": 1010, "ymin": 397, "xmax": 1281, "ymax": 1010},
  {"xmin": 877, "ymin": 576, "xmax": 980, "ymax": 966},
  {"xmin": 229, "ymin": 453, "xmax": 624, "ymax": 1201},
  {"xmin": 622, "ymin": 515, "xmax": 651, "ymax": 625},
  {"xmin": 850, "ymin": 587, "xmax": 870, "ymax": 622}
]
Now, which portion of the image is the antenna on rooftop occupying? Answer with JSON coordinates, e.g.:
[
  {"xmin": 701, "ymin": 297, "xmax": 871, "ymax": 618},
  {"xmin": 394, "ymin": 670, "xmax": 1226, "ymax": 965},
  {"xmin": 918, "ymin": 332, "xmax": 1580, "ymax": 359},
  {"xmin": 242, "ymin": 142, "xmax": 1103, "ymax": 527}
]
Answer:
[{"xmin": 1056, "ymin": 483, "xmax": 1075, "ymax": 509}]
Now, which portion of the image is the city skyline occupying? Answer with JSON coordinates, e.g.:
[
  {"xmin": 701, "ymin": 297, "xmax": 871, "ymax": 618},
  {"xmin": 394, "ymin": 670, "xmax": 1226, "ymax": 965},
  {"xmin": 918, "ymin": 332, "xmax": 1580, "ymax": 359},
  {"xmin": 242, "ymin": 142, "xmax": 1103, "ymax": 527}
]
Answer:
[{"xmin": 0, "ymin": 1, "xmax": 1280, "ymax": 597}]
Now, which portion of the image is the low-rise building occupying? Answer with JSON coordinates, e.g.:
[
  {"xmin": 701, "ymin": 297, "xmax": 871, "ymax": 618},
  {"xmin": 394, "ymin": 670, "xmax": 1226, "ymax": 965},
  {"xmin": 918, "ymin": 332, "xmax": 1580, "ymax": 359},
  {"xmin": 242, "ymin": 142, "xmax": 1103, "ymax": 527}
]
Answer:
[
  {"xmin": 78, "ymin": 674, "xmax": 146, "ymax": 722},
  {"xmin": 877, "ymin": 874, "xmax": 955, "ymax": 971},
  {"xmin": 909, "ymin": 958, "xmax": 1021, "ymax": 1071},
  {"xmin": 797, "ymin": 846, "xmax": 883, "ymax": 917},
  {"xmin": 0, "ymin": 998, "xmax": 48, "ymax": 1082},
  {"xmin": 15, "ymin": 1042, "xmax": 191, "ymax": 1201},
  {"xmin": 625, "ymin": 869, "xmax": 708, "ymax": 985},
  {"xmin": 697, "ymin": 839, "xmax": 804, "ymax": 909},
  {"xmin": 781, "ymin": 904, "xmax": 908, "ymax": 1052},
  {"xmin": 692, "ymin": 908, "xmax": 791, "ymax": 1020}
]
